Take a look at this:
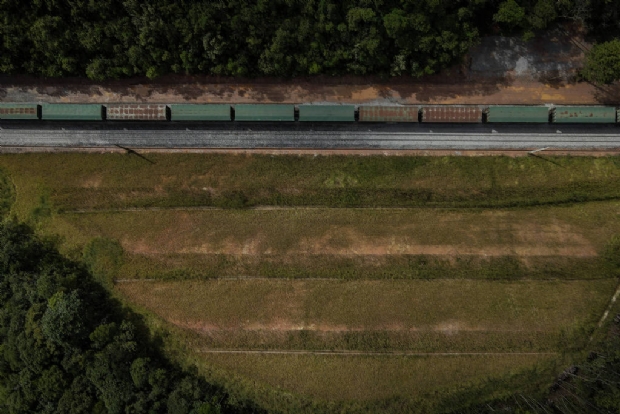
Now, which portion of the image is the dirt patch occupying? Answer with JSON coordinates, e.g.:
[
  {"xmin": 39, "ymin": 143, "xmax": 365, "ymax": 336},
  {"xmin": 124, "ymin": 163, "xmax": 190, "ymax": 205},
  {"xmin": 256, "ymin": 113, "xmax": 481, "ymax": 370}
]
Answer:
[
  {"xmin": 169, "ymin": 318, "xmax": 503, "ymax": 334},
  {"xmin": 79, "ymin": 176, "xmax": 102, "ymax": 188},
  {"xmin": 1, "ymin": 76, "xmax": 611, "ymax": 105}
]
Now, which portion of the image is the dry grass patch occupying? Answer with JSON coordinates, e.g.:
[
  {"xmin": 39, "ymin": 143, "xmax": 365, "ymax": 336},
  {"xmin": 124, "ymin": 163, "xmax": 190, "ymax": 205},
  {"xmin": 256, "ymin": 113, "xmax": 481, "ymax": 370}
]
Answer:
[{"xmin": 56, "ymin": 204, "xmax": 620, "ymax": 259}]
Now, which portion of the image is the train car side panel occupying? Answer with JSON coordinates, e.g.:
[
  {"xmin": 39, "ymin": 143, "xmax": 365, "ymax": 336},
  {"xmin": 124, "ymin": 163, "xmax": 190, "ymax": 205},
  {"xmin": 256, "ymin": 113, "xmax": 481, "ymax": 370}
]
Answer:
[
  {"xmin": 106, "ymin": 104, "xmax": 167, "ymax": 121},
  {"xmin": 234, "ymin": 104, "xmax": 294, "ymax": 121},
  {"xmin": 358, "ymin": 106, "xmax": 419, "ymax": 122},
  {"xmin": 42, "ymin": 104, "xmax": 103, "ymax": 120},
  {"xmin": 421, "ymin": 106, "xmax": 482, "ymax": 123},
  {"xmin": 170, "ymin": 104, "xmax": 231, "ymax": 121},
  {"xmin": 553, "ymin": 106, "xmax": 616, "ymax": 123},
  {"xmin": 299, "ymin": 105, "xmax": 355, "ymax": 122},
  {"xmin": 487, "ymin": 106, "xmax": 549, "ymax": 123},
  {"xmin": 0, "ymin": 104, "xmax": 39, "ymax": 120}
]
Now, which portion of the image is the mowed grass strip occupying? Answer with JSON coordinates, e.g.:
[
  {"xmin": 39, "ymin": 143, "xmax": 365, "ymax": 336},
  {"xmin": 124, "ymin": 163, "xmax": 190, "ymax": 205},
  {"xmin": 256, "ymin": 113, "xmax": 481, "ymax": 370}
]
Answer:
[
  {"xmin": 116, "ymin": 279, "xmax": 615, "ymax": 352},
  {"xmin": 55, "ymin": 203, "xmax": 620, "ymax": 258},
  {"xmin": 2, "ymin": 154, "xmax": 620, "ymax": 216},
  {"xmin": 165, "ymin": 323, "xmax": 562, "ymax": 352},
  {"xmin": 189, "ymin": 352, "xmax": 556, "ymax": 404},
  {"xmin": 117, "ymin": 253, "xmax": 608, "ymax": 281}
]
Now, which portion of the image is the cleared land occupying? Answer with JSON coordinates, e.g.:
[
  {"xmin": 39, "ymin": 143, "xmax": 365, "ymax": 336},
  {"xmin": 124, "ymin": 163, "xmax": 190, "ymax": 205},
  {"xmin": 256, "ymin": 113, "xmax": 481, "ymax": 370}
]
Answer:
[{"xmin": 0, "ymin": 153, "xmax": 619, "ymax": 412}]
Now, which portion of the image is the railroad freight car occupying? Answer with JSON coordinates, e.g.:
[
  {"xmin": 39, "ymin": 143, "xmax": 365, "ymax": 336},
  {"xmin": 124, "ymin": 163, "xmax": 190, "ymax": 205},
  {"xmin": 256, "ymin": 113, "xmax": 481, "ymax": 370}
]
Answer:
[
  {"xmin": 358, "ymin": 106, "xmax": 419, "ymax": 122},
  {"xmin": 41, "ymin": 104, "xmax": 103, "ymax": 120},
  {"xmin": 170, "ymin": 104, "xmax": 231, "ymax": 121},
  {"xmin": 421, "ymin": 106, "xmax": 482, "ymax": 123},
  {"xmin": 299, "ymin": 105, "xmax": 355, "ymax": 122},
  {"xmin": 0, "ymin": 103, "xmax": 39, "ymax": 119},
  {"xmin": 106, "ymin": 104, "xmax": 167, "ymax": 121},
  {"xmin": 486, "ymin": 106, "xmax": 549, "ymax": 123},
  {"xmin": 234, "ymin": 104, "xmax": 294, "ymax": 121},
  {"xmin": 553, "ymin": 106, "xmax": 617, "ymax": 123}
]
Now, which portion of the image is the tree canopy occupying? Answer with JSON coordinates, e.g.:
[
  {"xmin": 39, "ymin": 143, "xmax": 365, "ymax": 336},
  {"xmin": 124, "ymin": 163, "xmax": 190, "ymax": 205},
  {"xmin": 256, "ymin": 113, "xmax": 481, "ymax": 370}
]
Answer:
[
  {"xmin": 581, "ymin": 39, "xmax": 620, "ymax": 84},
  {"xmin": 0, "ymin": 220, "xmax": 254, "ymax": 414},
  {"xmin": 1, "ymin": 0, "xmax": 619, "ymax": 81}
]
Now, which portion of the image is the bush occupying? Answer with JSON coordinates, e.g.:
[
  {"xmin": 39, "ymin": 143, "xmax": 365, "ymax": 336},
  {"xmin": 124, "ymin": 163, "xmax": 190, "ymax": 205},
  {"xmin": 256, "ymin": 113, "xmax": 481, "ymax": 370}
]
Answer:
[
  {"xmin": 603, "ymin": 235, "xmax": 620, "ymax": 269},
  {"xmin": 581, "ymin": 39, "xmax": 620, "ymax": 84}
]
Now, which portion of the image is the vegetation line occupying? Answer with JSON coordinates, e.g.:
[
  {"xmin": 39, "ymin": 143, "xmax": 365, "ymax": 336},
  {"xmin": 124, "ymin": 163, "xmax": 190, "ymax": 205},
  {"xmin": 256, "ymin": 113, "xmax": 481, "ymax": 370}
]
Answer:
[
  {"xmin": 58, "ymin": 196, "xmax": 620, "ymax": 214},
  {"xmin": 197, "ymin": 349, "xmax": 558, "ymax": 356},
  {"xmin": 113, "ymin": 276, "xmax": 615, "ymax": 283}
]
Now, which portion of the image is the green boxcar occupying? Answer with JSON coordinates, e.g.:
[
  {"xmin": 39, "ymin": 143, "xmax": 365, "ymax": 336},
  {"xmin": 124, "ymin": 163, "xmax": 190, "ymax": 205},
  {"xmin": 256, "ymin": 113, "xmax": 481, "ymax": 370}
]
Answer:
[
  {"xmin": 41, "ymin": 104, "xmax": 102, "ymax": 120},
  {"xmin": 170, "ymin": 104, "xmax": 230, "ymax": 121},
  {"xmin": 0, "ymin": 103, "xmax": 39, "ymax": 120},
  {"xmin": 234, "ymin": 104, "xmax": 294, "ymax": 121},
  {"xmin": 299, "ymin": 105, "xmax": 355, "ymax": 122},
  {"xmin": 553, "ymin": 106, "xmax": 616, "ymax": 123},
  {"xmin": 487, "ymin": 106, "xmax": 549, "ymax": 123}
]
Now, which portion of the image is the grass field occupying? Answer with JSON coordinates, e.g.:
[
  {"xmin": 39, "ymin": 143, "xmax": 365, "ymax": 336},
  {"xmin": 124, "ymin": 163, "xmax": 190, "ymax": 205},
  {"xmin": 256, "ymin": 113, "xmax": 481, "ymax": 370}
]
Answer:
[
  {"xmin": 195, "ymin": 352, "xmax": 556, "ymax": 403},
  {"xmin": 1, "ymin": 153, "xmax": 619, "ymax": 412},
  {"xmin": 2, "ymin": 154, "xmax": 620, "ymax": 217},
  {"xmin": 45, "ymin": 202, "xmax": 620, "ymax": 282},
  {"xmin": 117, "ymin": 279, "xmax": 614, "ymax": 353}
]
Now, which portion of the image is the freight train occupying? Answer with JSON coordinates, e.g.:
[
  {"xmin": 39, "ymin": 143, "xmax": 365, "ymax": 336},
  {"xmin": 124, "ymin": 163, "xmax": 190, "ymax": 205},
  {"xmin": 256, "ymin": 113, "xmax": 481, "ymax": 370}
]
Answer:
[{"xmin": 0, "ymin": 103, "xmax": 618, "ymax": 124}]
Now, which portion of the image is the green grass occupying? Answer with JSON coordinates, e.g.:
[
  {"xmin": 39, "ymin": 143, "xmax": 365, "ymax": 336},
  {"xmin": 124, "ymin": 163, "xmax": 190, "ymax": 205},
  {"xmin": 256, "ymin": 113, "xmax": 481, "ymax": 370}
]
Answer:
[
  {"xmin": 116, "ymin": 253, "xmax": 609, "ymax": 281},
  {"xmin": 2, "ymin": 154, "xmax": 620, "ymax": 217},
  {"xmin": 116, "ymin": 279, "xmax": 615, "ymax": 352},
  {"xmin": 196, "ymin": 353, "xmax": 556, "ymax": 402},
  {"xmin": 0, "ymin": 168, "xmax": 15, "ymax": 219}
]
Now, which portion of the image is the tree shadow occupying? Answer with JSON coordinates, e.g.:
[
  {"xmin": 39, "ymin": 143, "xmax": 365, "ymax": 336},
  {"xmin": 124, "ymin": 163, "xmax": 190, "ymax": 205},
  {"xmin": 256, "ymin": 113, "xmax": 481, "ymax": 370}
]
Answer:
[{"xmin": 115, "ymin": 144, "xmax": 155, "ymax": 164}]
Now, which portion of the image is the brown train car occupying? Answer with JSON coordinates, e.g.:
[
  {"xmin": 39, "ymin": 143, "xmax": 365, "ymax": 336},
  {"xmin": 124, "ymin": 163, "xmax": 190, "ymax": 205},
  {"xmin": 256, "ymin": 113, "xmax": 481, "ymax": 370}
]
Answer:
[
  {"xmin": 421, "ymin": 106, "xmax": 482, "ymax": 123},
  {"xmin": 106, "ymin": 104, "xmax": 167, "ymax": 121},
  {"xmin": 358, "ymin": 106, "xmax": 419, "ymax": 122}
]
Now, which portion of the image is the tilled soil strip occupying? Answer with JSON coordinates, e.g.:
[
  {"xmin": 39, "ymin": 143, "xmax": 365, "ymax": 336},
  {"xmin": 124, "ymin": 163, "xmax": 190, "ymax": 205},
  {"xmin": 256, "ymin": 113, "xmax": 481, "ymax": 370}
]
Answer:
[{"xmin": 197, "ymin": 349, "xmax": 557, "ymax": 356}]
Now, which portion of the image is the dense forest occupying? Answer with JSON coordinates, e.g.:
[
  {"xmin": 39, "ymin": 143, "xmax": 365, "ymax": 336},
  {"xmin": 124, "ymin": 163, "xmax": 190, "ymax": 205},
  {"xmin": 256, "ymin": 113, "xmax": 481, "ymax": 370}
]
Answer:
[
  {"xmin": 0, "ymin": 0, "xmax": 619, "ymax": 81},
  {"xmin": 0, "ymin": 221, "xmax": 256, "ymax": 414}
]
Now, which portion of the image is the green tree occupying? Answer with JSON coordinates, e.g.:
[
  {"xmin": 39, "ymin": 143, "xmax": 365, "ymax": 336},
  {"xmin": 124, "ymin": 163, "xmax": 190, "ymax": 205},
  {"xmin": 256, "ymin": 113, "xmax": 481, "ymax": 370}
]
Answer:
[
  {"xmin": 0, "ymin": 221, "xmax": 242, "ymax": 413},
  {"xmin": 581, "ymin": 39, "xmax": 620, "ymax": 84},
  {"xmin": 41, "ymin": 290, "xmax": 86, "ymax": 347},
  {"xmin": 493, "ymin": 0, "xmax": 527, "ymax": 29}
]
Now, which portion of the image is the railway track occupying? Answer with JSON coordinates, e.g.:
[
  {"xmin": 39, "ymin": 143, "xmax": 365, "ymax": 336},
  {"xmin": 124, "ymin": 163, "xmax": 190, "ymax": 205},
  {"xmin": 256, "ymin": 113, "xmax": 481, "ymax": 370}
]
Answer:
[{"xmin": 1, "ymin": 125, "xmax": 619, "ymax": 150}]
